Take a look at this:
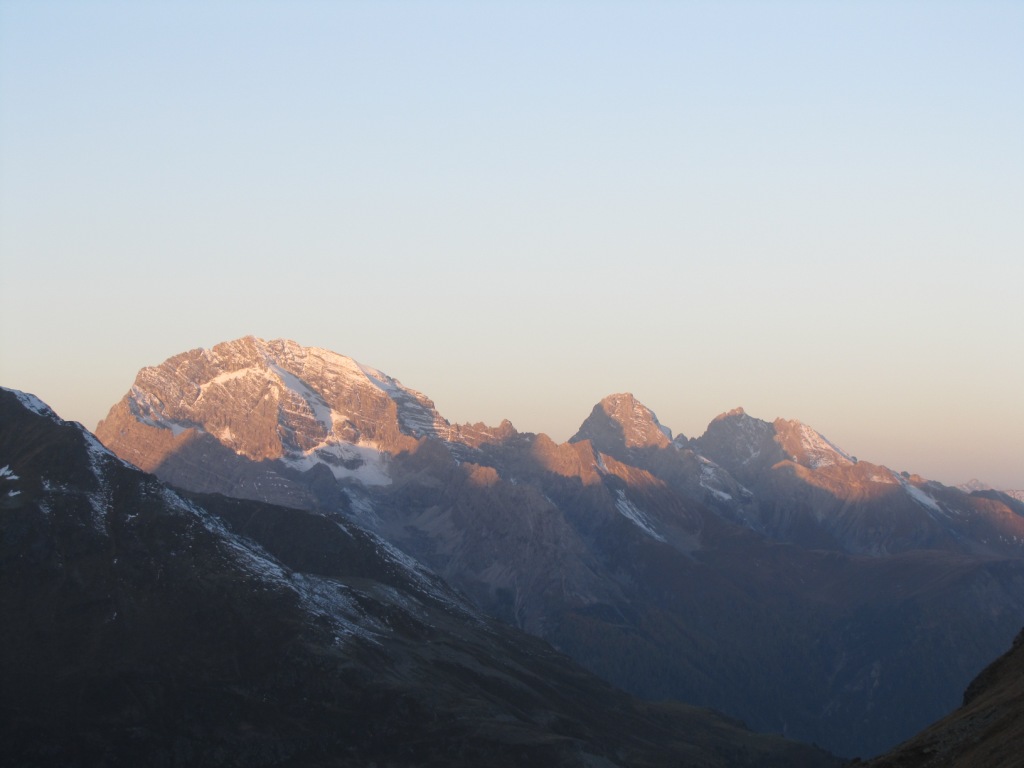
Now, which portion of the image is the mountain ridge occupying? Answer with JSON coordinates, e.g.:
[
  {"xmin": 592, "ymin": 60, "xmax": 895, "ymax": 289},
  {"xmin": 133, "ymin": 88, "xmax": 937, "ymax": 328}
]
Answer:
[
  {"xmin": 2, "ymin": 386, "xmax": 842, "ymax": 767},
  {"xmin": 93, "ymin": 337, "xmax": 1024, "ymax": 757}
]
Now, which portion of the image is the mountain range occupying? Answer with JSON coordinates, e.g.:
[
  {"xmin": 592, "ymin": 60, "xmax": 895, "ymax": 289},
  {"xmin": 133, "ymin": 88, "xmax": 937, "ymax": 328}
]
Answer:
[
  {"xmin": 91, "ymin": 337, "xmax": 1024, "ymax": 758},
  {"xmin": 1, "ymin": 386, "xmax": 839, "ymax": 767}
]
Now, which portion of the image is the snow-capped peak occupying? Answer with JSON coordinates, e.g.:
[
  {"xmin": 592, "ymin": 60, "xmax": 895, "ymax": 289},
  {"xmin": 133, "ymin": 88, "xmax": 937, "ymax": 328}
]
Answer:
[{"xmin": 101, "ymin": 337, "xmax": 468, "ymax": 488}]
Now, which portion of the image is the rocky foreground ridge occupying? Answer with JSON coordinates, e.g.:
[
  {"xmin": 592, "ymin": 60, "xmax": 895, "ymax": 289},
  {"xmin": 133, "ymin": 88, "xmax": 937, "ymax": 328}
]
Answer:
[
  {"xmin": 1, "ymin": 387, "xmax": 841, "ymax": 767},
  {"xmin": 95, "ymin": 337, "xmax": 1024, "ymax": 758}
]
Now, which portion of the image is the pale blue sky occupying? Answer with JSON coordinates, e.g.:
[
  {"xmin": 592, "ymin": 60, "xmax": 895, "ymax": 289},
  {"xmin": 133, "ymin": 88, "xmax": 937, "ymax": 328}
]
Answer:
[{"xmin": 1, "ymin": 1, "xmax": 1022, "ymax": 488}]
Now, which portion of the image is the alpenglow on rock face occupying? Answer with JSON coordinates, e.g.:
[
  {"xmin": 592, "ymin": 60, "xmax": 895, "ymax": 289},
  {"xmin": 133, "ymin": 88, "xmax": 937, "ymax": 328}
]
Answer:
[
  {"xmin": 571, "ymin": 393, "xmax": 675, "ymax": 453},
  {"xmin": 95, "ymin": 337, "xmax": 1024, "ymax": 759},
  {"xmin": 101, "ymin": 336, "xmax": 445, "ymax": 463},
  {"xmin": 96, "ymin": 337, "xmax": 525, "ymax": 509},
  {"xmin": 98, "ymin": 337, "xmax": 462, "ymax": 508}
]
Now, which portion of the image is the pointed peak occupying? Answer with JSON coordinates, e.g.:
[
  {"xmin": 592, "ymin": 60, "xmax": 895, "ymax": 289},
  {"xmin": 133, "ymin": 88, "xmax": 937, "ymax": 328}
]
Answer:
[
  {"xmin": 599, "ymin": 392, "xmax": 660, "ymax": 419},
  {"xmin": 712, "ymin": 406, "xmax": 749, "ymax": 422},
  {"xmin": 602, "ymin": 393, "xmax": 673, "ymax": 441},
  {"xmin": 702, "ymin": 407, "xmax": 773, "ymax": 437},
  {"xmin": 599, "ymin": 392, "xmax": 639, "ymax": 406},
  {"xmin": 571, "ymin": 393, "xmax": 674, "ymax": 454},
  {"xmin": 592, "ymin": 393, "xmax": 644, "ymax": 419},
  {"xmin": 690, "ymin": 406, "xmax": 782, "ymax": 480},
  {"xmin": 702, "ymin": 407, "xmax": 773, "ymax": 440}
]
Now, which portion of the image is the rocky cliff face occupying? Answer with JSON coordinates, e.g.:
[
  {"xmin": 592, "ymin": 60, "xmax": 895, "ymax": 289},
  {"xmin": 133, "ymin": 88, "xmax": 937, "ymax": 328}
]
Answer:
[
  {"xmin": 93, "ymin": 337, "xmax": 1024, "ymax": 758},
  {"xmin": 3, "ymin": 387, "xmax": 844, "ymax": 768},
  {"xmin": 100, "ymin": 335, "xmax": 447, "ymax": 458},
  {"xmin": 571, "ymin": 393, "xmax": 674, "ymax": 456}
]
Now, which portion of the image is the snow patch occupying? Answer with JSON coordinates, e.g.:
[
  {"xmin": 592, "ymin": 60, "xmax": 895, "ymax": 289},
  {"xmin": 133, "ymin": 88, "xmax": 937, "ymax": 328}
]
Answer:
[
  {"xmin": 795, "ymin": 423, "xmax": 854, "ymax": 468},
  {"xmin": 206, "ymin": 366, "xmax": 272, "ymax": 388},
  {"xmin": 5, "ymin": 388, "xmax": 57, "ymax": 420},
  {"xmin": 368, "ymin": 530, "xmax": 480, "ymax": 620},
  {"xmin": 168, "ymin": 487, "xmax": 385, "ymax": 643},
  {"xmin": 288, "ymin": 573, "xmax": 386, "ymax": 644},
  {"xmin": 699, "ymin": 462, "xmax": 734, "ymax": 501},
  {"xmin": 614, "ymin": 490, "xmax": 666, "ymax": 542},
  {"xmin": 344, "ymin": 489, "xmax": 385, "ymax": 530},
  {"xmin": 268, "ymin": 363, "xmax": 334, "ymax": 434},
  {"xmin": 356, "ymin": 363, "xmax": 448, "ymax": 439},
  {"xmin": 904, "ymin": 483, "xmax": 944, "ymax": 514},
  {"xmin": 129, "ymin": 385, "xmax": 199, "ymax": 436},
  {"xmin": 159, "ymin": 481, "xmax": 455, "ymax": 642},
  {"xmin": 895, "ymin": 475, "xmax": 948, "ymax": 518},
  {"xmin": 83, "ymin": 439, "xmax": 120, "ymax": 535},
  {"xmin": 82, "ymin": 426, "xmax": 133, "ymax": 469},
  {"xmin": 282, "ymin": 442, "xmax": 391, "ymax": 486},
  {"xmin": 2, "ymin": 461, "xmax": 22, "ymax": 497}
]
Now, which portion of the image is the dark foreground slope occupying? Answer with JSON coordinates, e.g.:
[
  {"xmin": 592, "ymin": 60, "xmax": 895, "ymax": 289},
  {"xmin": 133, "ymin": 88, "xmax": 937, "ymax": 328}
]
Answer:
[
  {"xmin": 0, "ymin": 388, "xmax": 838, "ymax": 768},
  {"xmin": 866, "ymin": 627, "xmax": 1024, "ymax": 768}
]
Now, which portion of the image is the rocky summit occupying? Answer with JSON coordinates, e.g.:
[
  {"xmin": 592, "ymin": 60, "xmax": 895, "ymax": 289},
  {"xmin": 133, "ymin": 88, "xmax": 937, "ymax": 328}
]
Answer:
[{"xmin": 94, "ymin": 337, "xmax": 1024, "ymax": 758}]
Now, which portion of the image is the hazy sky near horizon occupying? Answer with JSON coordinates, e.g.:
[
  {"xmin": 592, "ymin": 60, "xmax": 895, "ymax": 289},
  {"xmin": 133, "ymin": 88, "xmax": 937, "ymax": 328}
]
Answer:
[{"xmin": 1, "ymin": 1, "xmax": 1022, "ymax": 488}]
